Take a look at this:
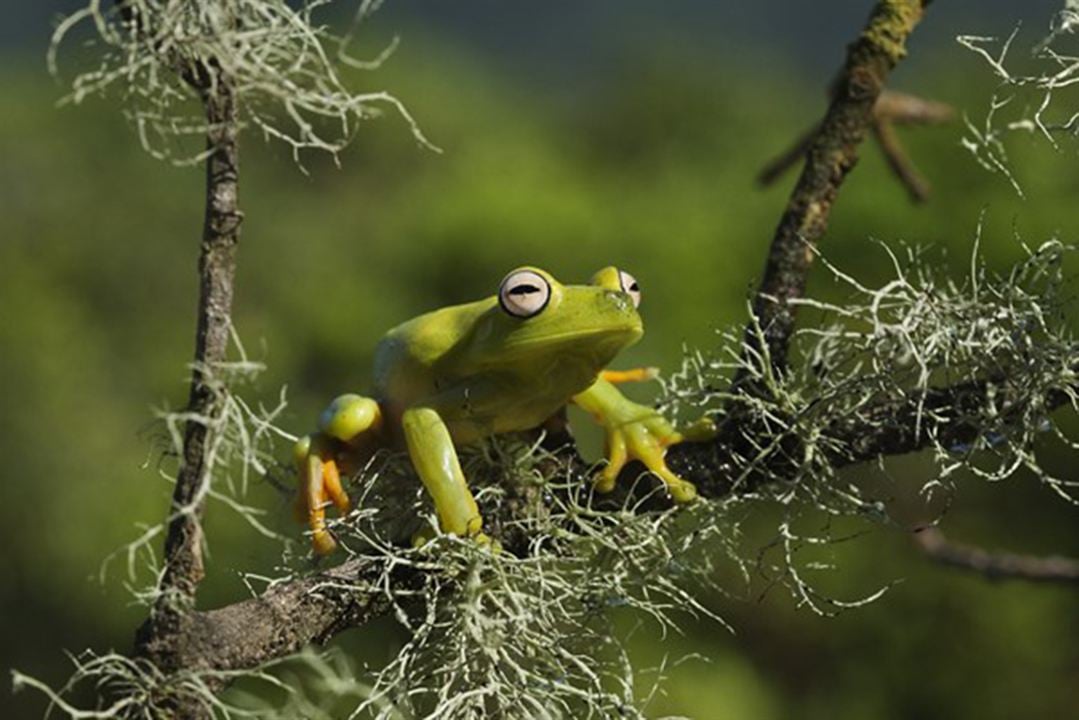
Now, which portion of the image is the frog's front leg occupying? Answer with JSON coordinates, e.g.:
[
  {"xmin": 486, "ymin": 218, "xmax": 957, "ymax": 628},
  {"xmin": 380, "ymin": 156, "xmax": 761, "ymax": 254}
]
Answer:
[
  {"xmin": 401, "ymin": 406, "xmax": 487, "ymax": 543},
  {"xmin": 600, "ymin": 367, "xmax": 659, "ymax": 384},
  {"xmin": 294, "ymin": 394, "xmax": 383, "ymax": 554},
  {"xmin": 573, "ymin": 377, "xmax": 714, "ymax": 502}
]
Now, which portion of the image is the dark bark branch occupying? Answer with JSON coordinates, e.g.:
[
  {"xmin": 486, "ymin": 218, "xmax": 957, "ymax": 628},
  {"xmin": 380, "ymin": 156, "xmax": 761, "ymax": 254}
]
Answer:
[
  {"xmin": 135, "ymin": 558, "xmax": 408, "ymax": 676},
  {"xmin": 157, "ymin": 90, "xmax": 242, "ymax": 610},
  {"xmin": 126, "ymin": 369, "xmax": 1076, "ymax": 677},
  {"xmin": 825, "ymin": 378, "xmax": 1071, "ymax": 467},
  {"xmin": 747, "ymin": 0, "xmax": 931, "ymax": 373},
  {"xmin": 913, "ymin": 527, "xmax": 1079, "ymax": 585}
]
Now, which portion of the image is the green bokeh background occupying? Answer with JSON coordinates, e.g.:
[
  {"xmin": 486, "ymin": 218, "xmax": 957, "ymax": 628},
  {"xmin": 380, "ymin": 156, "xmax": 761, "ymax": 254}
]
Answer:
[{"xmin": 2, "ymin": 6, "xmax": 1079, "ymax": 718}]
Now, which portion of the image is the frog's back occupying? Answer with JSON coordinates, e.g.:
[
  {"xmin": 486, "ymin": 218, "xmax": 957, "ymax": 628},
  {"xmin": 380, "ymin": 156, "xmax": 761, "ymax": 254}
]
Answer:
[{"xmin": 371, "ymin": 298, "xmax": 493, "ymax": 408}]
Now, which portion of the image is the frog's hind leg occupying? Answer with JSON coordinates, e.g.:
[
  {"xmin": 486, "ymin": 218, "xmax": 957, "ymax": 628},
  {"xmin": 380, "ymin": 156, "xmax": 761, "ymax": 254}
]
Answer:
[{"xmin": 295, "ymin": 394, "xmax": 384, "ymax": 555}]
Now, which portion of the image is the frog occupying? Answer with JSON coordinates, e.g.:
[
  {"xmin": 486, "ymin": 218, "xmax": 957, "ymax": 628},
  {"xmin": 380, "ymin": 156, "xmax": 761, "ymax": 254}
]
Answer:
[{"xmin": 293, "ymin": 266, "xmax": 715, "ymax": 554}]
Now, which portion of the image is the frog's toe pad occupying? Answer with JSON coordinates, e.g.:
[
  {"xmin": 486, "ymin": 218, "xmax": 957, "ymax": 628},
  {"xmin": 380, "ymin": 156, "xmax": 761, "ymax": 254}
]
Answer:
[
  {"xmin": 412, "ymin": 523, "xmax": 500, "ymax": 552},
  {"xmin": 593, "ymin": 474, "xmax": 617, "ymax": 494},
  {"xmin": 472, "ymin": 532, "xmax": 502, "ymax": 554},
  {"xmin": 666, "ymin": 476, "xmax": 698, "ymax": 503},
  {"xmin": 311, "ymin": 530, "xmax": 338, "ymax": 555},
  {"xmin": 681, "ymin": 415, "xmax": 719, "ymax": 443},
  {"xmin": 411, "ymin": 525, "xmax": 437, "ymax": 549}
]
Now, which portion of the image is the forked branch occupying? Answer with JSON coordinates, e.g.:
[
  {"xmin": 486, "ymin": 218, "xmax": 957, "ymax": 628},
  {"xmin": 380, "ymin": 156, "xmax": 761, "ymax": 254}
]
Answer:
[
  {"xmin": 746, "ymin": 0, "xmax": 932, "ymax": 376},
  {"xmin": 758, "ymin": 89, "xmax": 954, "ymax": 202}
]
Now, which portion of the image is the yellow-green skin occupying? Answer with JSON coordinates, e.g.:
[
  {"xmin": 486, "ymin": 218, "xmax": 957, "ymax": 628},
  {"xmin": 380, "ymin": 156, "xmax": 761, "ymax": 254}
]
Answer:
[{"xmin": 294, "ymin": 266, "xmax": 711, "ymax": 554}]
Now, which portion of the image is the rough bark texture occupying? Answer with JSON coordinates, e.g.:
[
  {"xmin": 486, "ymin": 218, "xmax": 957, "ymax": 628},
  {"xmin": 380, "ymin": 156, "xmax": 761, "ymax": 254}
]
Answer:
[
  {"xmin": 157, "ymin": 90, "xmax": 242, "ymax": 609},
  {"xmin": 136, "ymin": 559, "xmax": 408, "ymax": 676},
  {"xmin": 748, "ymin": 0, "xmax": 931, "ymax": 375}
]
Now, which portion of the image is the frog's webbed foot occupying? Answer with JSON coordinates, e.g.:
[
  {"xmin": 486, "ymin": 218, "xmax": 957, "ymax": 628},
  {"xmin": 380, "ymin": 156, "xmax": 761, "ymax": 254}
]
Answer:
[
  {"xmin": 294, "ymin": 394, "xmax": 383, "ymax": 555},
  {"xmin": 595, "ymin": 413, "xmax": 700, "ymax": 502},
  {"xmin": 599, "ymin": 410, "xmax": 716, "ymax": 500},
  {"xmin": 577, "ymin": 378, "xmax": 717, "ymax": 503}
]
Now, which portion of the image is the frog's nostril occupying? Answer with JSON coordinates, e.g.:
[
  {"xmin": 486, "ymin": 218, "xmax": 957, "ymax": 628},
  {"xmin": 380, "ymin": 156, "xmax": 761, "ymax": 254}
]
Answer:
[
  {"xmin": 608, "ymin": 289, "xmax": 638, "ymax": 315},
  {"xmin": 604, "ymin": 290, "xmax": 630, "ymax": 312}
]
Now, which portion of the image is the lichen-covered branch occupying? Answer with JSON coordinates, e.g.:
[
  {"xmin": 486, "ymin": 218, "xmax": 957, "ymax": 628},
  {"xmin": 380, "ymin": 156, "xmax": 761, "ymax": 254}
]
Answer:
[
  {"xmin": 126, "ymin": 0, "xmax": 949, "ymax": 690},
  {"xmin": 825, "ymin": 377, "xmax": 1073, "ymax": 467},
  {"xmin": 72, "ymin": 222, "xmax": 1079, "ymax": 718},
  {"xmin": 913, "ymin": 527, "xmax": 1079, "ymax": 585},
  {"xmin": 113, "ymin": 361, "xmax": 1079, "ymax": 681},
  {"xmin": 748, "ymin": 0, "xmax": 931, "ymax": 374},
  {"xmin": 667, "ymin": 374, "xmax": 1076, "ymax": 499}
]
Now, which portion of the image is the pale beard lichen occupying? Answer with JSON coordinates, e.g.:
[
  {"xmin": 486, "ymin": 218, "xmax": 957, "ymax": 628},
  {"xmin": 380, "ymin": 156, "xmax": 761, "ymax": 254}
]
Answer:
[{"xmin": 48, "ymin": 0, "xmax": 436, "ymax": 167}]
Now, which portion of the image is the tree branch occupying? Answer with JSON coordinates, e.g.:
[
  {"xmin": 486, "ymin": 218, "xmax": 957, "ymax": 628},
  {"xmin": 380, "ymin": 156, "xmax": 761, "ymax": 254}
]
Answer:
[
  {"xmin": 120, "ymin": 364, "xmax": 1077, "ymax": 679},
  {"xmin": 102, "ymin": 0, "xmax": 1066, "ymax": 707},
  {"xmin": 157, "ymin": 90, "xmax": 243, "ymax": 610},
  {"xmin": 135, "ymin": 558, "xmax": 408, "ymax": 676},
  {"xmin": 747, "ymin": 0, "xmax": 931, "ymax": 375},
  {"xmin": 824, "ymin": 377, "xmax": 1072, "ymax": 467},
  {"xmin": 913, "ymin": 527, "xmax": 1079, "ymax": 585},
  {"xmin": 131, "ymin": 86, "xmax": 243, "ymax": 720}
]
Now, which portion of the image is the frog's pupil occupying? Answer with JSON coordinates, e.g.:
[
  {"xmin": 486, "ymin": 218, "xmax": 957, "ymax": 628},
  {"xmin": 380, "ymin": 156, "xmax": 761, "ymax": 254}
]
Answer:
[{"xmin": 510, "ymin": 284, "xmax": 540, "ymax": 295}]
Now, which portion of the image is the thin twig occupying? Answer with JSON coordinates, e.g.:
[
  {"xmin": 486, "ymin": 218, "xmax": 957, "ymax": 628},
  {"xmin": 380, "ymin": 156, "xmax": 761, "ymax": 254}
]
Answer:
[
  {"xmin": 756, "ymin": 122, "xmax": 821, "ymax": 187},
  {"xmin": 757, "ymin": 89, "xmax": 953, "ymax": 197},
  {"xmin": 913, "ymin": 527, "xmax": 1079, "ymax": 585},
  {"xmin": 873, "ymin": 88, "xmax": 954, "ymax": 125},
  {"xmin": 873, "ymin": 118, "xmax": 932, "ymax": 202}
]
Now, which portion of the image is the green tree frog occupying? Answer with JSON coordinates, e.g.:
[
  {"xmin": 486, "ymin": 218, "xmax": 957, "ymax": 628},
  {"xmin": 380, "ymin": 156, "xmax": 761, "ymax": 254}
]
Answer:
[{"xmin": 294, "ymin": 266, "xmax": 713, "ymax": 554}]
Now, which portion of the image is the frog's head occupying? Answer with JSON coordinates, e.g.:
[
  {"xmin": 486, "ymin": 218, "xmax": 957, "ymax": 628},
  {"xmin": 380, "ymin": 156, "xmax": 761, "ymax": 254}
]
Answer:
[{"xmin": 468, "ymin": 265, "xmax": 644, "ymax": 375}]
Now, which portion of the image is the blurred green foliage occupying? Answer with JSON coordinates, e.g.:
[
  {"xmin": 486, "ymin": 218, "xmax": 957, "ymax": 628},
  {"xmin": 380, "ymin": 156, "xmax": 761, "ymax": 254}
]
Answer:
[{"xmin": 3, "ymin": 22, "xmax": 1079, "ymax": 719}]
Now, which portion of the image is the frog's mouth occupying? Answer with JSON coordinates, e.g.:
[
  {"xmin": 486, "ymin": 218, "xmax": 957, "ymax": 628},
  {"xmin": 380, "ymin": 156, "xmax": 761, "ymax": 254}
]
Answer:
[{"xmin": 502, "ymin": 322, "xmax": 643, "ymax": 354}]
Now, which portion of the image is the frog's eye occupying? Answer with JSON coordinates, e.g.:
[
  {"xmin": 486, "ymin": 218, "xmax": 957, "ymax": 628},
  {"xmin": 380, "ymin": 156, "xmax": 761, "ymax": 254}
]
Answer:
[
  {"xmin": 618, "ymin": 270, "xmax": 641, "ymax": 308},
  {"xmin": 499, "ymin": 269, "xmax": 551, "ymax": 318}
]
